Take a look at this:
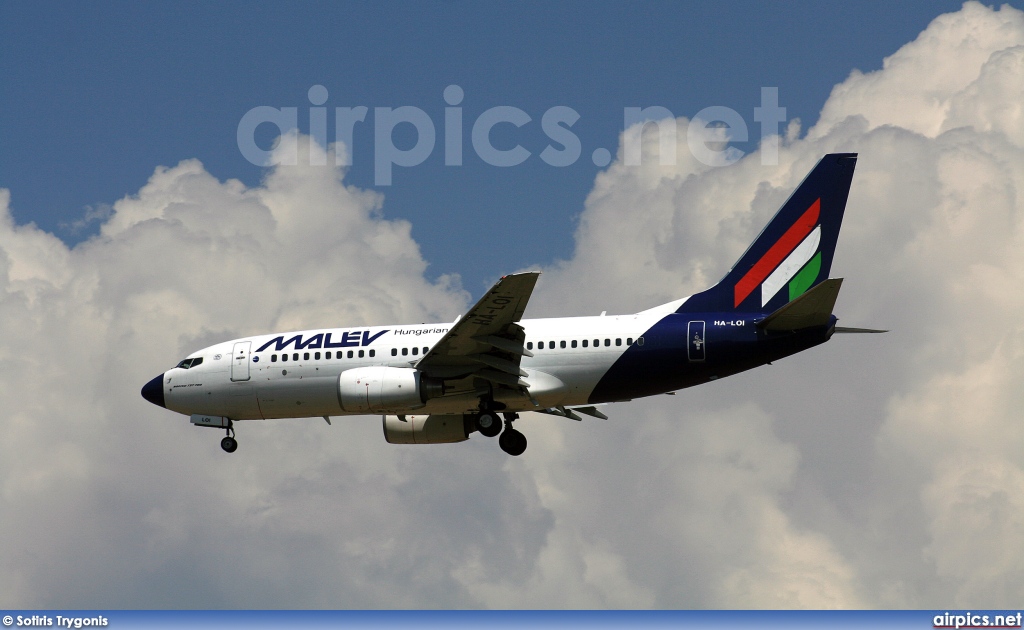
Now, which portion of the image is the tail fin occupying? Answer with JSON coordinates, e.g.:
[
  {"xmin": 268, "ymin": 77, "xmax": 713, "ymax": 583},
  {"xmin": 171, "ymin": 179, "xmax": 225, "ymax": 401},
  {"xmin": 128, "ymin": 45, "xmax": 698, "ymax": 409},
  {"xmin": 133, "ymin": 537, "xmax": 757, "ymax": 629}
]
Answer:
[{"xmin": 678, "ymin": 153, "xmax": 857, "ymax": 314}]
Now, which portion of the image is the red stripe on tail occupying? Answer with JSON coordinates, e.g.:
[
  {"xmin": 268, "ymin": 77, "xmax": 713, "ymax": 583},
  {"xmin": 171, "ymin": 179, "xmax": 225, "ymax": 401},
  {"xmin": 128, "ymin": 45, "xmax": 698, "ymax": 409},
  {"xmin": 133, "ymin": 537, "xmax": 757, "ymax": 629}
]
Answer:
[{"xmin": 733, "ymin": 199, "xmax": 820, "ymax": 307}]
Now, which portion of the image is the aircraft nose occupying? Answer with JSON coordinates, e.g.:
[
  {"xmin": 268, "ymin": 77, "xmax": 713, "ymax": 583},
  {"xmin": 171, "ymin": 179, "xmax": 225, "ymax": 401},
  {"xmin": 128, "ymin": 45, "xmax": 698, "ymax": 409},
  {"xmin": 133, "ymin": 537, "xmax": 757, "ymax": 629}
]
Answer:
[{"xmin": 141, "ymin": 373, "xmax": 165, "ymax": 408}]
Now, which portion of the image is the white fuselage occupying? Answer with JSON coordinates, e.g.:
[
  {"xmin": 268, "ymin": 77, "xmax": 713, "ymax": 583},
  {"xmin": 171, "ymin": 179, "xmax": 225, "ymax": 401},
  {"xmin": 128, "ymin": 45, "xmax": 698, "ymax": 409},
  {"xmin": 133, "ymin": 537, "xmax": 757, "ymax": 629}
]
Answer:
[{"xmin": 162, "ymin": 307, "xmax": 671, "ymax": 422}]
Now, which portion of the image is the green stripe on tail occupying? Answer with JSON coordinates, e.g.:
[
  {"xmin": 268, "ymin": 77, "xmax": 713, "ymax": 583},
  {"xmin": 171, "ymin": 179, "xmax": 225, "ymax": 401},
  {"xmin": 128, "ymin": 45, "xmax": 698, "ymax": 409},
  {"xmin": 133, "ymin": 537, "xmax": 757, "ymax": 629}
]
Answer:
[{"xmin": 788, "ymin": 251, "xmax": 821, "ymax": 301}]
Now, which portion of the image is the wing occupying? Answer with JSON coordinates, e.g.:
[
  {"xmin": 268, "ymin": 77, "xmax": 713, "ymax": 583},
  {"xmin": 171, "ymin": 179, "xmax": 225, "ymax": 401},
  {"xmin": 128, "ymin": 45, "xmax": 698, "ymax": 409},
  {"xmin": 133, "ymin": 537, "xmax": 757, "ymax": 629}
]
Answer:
[{"xmin": 415, "ymin": 272, "xmax": 539, "ymax": 391}]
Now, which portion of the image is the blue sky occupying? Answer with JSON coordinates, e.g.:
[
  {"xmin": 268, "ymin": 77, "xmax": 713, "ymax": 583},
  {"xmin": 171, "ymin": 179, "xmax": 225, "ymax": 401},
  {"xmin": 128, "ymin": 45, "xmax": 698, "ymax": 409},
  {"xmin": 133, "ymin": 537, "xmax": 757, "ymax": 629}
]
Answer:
[{"xmin": 1, "ymin": 1, "xmax": 967, "ymax": 292}]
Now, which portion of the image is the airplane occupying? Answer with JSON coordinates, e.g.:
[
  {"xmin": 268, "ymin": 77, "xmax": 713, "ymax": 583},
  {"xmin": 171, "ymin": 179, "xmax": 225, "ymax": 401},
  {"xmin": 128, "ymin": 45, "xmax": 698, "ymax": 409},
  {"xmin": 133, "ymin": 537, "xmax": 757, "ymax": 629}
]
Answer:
[{"xmin": 141, "ymin": 153, "xmax": 883, "ymax": 456}]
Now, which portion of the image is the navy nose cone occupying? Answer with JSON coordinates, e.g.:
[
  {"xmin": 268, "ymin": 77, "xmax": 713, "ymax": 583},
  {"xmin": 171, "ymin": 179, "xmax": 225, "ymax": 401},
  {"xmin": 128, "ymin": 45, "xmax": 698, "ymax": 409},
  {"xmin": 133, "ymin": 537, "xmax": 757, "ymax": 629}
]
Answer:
[{"xmin": 141, "ymin": 373, "xmax": 165, "ymax": 408}]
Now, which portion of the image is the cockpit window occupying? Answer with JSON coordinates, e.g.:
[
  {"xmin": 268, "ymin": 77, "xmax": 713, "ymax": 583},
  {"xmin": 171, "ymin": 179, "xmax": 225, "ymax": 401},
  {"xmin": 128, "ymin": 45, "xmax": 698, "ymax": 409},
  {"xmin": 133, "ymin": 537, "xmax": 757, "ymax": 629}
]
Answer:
[{"xmin": 175, "ymin": 357, "xmax": 204, "ymax": 370}]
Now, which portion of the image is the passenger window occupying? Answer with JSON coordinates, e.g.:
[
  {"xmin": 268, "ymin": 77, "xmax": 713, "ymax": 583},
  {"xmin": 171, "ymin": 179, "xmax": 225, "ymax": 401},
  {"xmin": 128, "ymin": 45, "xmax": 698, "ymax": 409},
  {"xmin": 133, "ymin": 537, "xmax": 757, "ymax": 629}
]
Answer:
[
  {"xmin": 271, "ymin": 354, "xmax": 278, "ymax": 363},
  {"xmin": 423, "ymin": 347, "xmax": 428, "ymax": 354},
  {"xmin": 304, "ymin": 352, "xmax": 310, "ymax": 361},
  {"xmin": 347, "ymin": 350, "xmax": 354, "ymax": 358},
  {"xmin": 280, "ymin": 354, "xmax": 287, "ymax": 363},
  {"xmin": 548, "ymin": 341, "xmax": 555, "ymax": 349},
  {"xmin": 402, "ymin": 348, "xmax": 408, "ymax": 356},
  {"xmin": 604, "ymin": 339, "xmax": 610, "ymax": 347},
  {"xmin": 412, "ymin": 347, "xmax": 419, "ymax": 355},
  {"xmin": 560, "ymin": 340, "xmax": 566, "ymax": 348},
  {"xmin": 638, "ymin": 337, "xmax": 645, "ymax": 346},
  {"xmin": 571, "ymin": 340, "xmax": 577, "ymax": 348},
  {"xmin": 594, "ymin": 339, "xmax": 599, "ymax": 347},
  {"xmin": 369, "ymin": 349, "xmax": 375, "ymax": 357},
  {"xmin": 627, "ymin": 338, "xmax": 633, "ymax": 345},
  {"xmin": 292, "ymin": 353, "xmax": 298, "ymax": 361},
  {"xmin": 615, "ymin": 338, "xmax": 622, "ymax": 346},
  {"xmin": 582, "ymin": 339, "xmax": 588, "ymax": 348},
  {"xmin": 326, "ymin": 352, "xmax": 332, "ymax": 359},
  {"xmin": 315, "ymin": 352, "xmax": 321, "ymax": 360},
  {"xmin": 391, "ymin": 348, "xmax": 397, "ymax": 356},
  {"xmin": 527, "ymin": 342, "xmax": 533, "ymax": 350},
  {"xmin": 359, "ymin": 350, "xmax": 365, "ymax": 358}
]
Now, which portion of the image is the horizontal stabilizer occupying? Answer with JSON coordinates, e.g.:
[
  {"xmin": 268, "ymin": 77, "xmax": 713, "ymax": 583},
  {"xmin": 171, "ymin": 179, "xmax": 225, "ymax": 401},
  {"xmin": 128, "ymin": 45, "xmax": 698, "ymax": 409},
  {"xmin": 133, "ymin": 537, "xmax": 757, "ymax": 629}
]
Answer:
[
  {"xmin": 757, "ymin": 278, "xmax": 843, "ymax": 331},
  {"xmin": 834, "ymin": 326, "xmax": 889, "ymax": 333}
]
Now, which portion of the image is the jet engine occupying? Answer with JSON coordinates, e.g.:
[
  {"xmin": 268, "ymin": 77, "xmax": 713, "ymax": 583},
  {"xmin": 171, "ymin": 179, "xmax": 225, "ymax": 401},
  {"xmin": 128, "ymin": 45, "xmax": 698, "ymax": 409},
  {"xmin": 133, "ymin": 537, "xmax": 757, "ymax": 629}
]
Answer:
[
  {"xmin": 382, "ymin": 414, "xmax": 469, "ymax": 444},
  {"xmin": 338, "ymin": 366, "xmax": 445, "ymax": 413}
]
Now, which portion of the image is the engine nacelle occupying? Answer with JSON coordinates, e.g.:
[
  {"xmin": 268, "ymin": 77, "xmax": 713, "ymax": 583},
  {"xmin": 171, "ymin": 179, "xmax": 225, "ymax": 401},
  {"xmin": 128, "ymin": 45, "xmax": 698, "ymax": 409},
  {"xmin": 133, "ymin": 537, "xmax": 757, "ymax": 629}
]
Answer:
[
  {"xmin": 338, "ymin": 366, "xmax": 444, "ymax": 413},
  {"xmin": 383, "ymin": 414, "xmax": 469, "ymax": 444}
]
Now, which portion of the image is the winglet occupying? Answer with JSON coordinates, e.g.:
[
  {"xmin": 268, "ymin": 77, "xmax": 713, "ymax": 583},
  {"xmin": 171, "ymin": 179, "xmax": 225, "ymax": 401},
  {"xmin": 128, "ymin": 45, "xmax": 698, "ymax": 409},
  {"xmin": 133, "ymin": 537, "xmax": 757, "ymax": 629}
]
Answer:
[{"xmin": 757, "ymin": 278, "xmax": 843, "ymax": 331}]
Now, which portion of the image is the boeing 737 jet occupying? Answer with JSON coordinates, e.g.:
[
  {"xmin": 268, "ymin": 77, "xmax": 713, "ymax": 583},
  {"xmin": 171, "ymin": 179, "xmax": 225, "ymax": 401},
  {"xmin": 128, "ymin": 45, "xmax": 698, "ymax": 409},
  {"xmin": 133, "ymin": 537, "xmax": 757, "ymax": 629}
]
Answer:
[{"xmin": 142, "ymin": 153, "xmax": 881, "ymax": 456}]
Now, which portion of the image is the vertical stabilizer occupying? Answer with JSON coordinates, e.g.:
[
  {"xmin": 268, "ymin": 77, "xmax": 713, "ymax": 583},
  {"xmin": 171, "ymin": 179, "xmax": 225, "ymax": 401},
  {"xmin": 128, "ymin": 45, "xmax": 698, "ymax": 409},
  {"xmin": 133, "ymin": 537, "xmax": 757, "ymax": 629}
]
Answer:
[{"xmin": 678, "ymin": 153, "xmax": 857, "ymax": 314}]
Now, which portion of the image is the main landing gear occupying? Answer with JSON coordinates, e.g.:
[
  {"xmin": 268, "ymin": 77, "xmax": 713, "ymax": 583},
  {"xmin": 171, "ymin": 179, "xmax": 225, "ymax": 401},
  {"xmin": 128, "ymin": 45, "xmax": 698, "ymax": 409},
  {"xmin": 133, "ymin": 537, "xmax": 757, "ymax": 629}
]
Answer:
[
  {"xmin": 498, "ymin": 420, "xmax": 527, "ymax": 457},
  {"xmin": 220, "ymin": 421, "xmax": 237, "ymax": 453},
  {"xmin": 475, "ymin": 411, "xmax": 502, "ymax": 438},
  {"xmin": 473, "ymin": 409, "xmax": 527, "ymax": 456}
]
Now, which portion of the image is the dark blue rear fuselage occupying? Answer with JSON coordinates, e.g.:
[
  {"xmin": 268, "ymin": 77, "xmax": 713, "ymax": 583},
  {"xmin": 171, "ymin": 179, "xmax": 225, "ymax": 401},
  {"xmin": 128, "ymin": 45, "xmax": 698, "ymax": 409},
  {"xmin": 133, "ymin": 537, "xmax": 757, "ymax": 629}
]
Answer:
[{"xmin": 588, "ymin": 313, "xmax": 836, "ymax": 403}]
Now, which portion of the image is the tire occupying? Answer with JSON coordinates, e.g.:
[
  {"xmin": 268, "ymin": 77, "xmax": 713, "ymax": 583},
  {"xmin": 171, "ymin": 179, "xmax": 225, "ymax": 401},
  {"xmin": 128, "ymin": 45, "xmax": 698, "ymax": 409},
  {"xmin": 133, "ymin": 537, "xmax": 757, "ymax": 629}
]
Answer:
[
  {"xmin": 221, "ymin": 436, "xmax": 238, "ymax": 453},
  {"xmin": 499, "ymin": 428, "xmax": 527, "ymax": 456},
  {"xmin": 476, "ymin": 412, "xmax": 502, "ymax": 438}
]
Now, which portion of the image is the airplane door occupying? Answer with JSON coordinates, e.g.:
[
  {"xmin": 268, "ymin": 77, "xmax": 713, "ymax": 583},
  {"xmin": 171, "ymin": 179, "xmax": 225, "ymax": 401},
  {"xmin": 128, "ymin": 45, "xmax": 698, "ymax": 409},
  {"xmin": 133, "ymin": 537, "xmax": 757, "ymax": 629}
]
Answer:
[
  {"xmin": 687, "ymin": 321, "xmax": 706, "ymax": 362},
  {"xmin": 231, "ymin": 341, "xmax": 251, "ymax": 382}
]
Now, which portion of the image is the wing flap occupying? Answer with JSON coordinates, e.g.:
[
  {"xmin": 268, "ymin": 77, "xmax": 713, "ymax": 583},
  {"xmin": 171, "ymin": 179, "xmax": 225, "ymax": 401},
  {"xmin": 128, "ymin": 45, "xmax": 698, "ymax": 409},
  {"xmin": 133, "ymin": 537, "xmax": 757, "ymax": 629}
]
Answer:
[
  {"xmin": 535, "ymin": 405, "xmax": 610, "ymax": 421},
  {"xmin": 472, "ymin": 334, "xmax": 534, "ymax": 357},
  {"xmin": 469, "ymin": 353, "xmax": 528, "ymax": 377},
  {"xmin": 573, "ymin": 405, "xmax": 609, "ymax": 420},
  {"xmin": 477, "ymin": 368, "xmax": 528, "ymax": 388}
]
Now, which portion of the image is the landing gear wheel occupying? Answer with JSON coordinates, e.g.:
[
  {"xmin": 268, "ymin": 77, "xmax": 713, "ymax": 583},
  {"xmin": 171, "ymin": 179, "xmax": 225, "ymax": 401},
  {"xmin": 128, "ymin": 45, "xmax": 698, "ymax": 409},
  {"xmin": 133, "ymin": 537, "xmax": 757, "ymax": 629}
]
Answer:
[
  {"xmin": 221, "ymin": 436, "xmax": 238, "ymax": 453},
  {"xmin": 476, "ymin": 412, "xmax": 502, "ymax": 438},
  {"xmin": 498, "ymin": 428, "xmax": 527, "ymax": 456}
]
